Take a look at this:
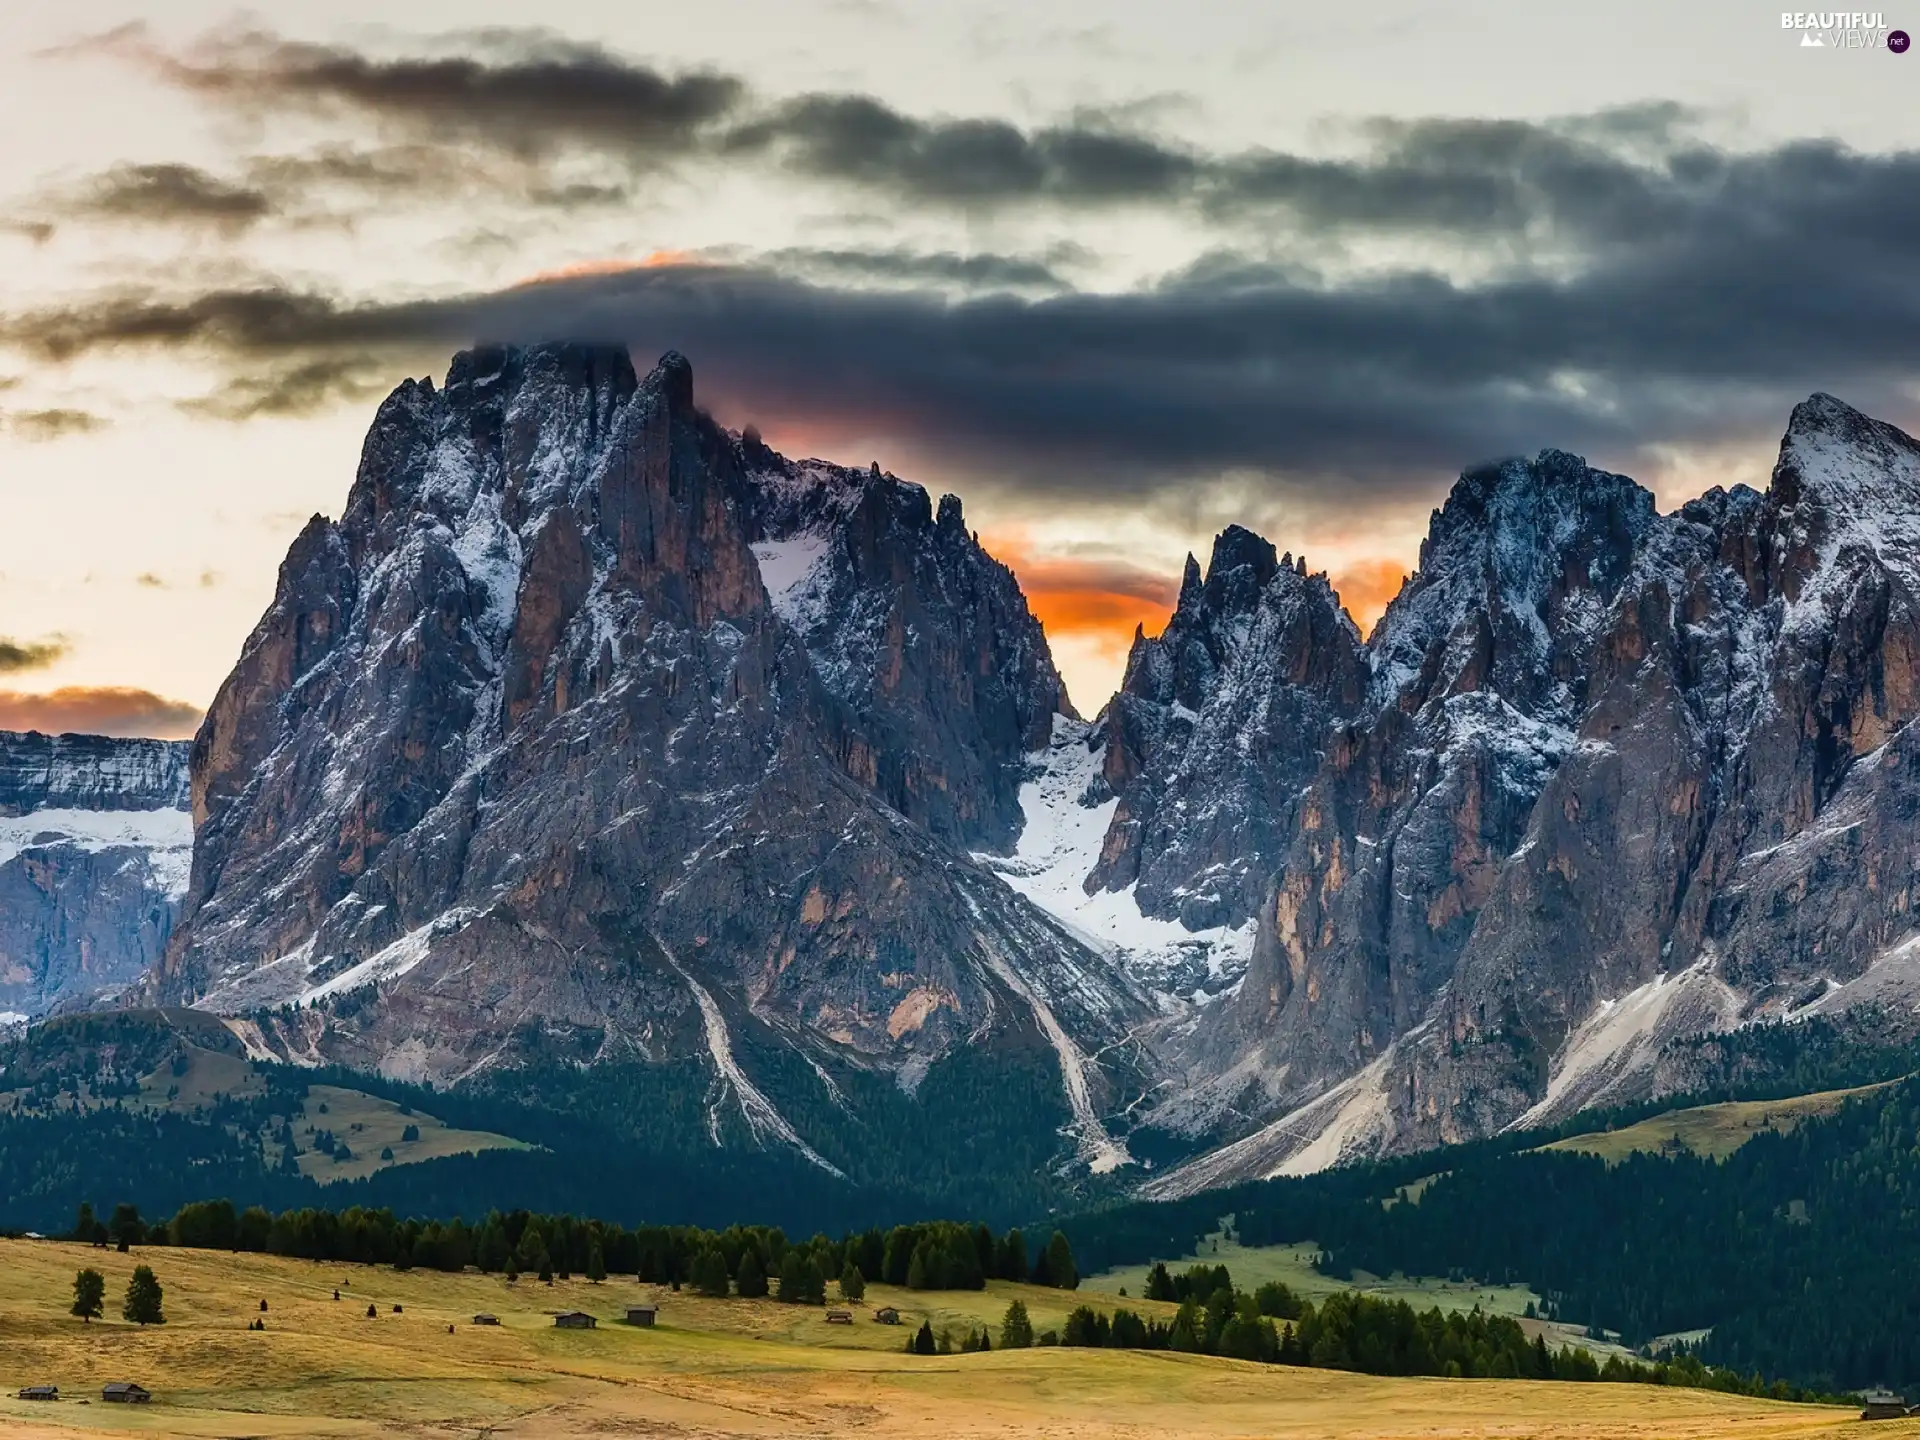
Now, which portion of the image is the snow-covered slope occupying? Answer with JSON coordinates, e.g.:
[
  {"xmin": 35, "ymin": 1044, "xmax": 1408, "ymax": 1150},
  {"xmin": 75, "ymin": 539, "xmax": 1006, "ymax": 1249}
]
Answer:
[{"xmin": 979, "ymin": 715, "xmax": 1253, "ymax": 1004}]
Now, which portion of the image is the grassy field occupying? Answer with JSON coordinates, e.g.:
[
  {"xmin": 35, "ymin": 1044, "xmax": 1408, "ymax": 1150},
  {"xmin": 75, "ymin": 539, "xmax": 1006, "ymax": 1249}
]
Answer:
[
  {"xmin": 1541, "ymin": 1082, "xmax": 1899, "ymax": 1163},
  {"xmin": 4, "ymin": 1035, "xmax": 528, "ymax": 1185},
  {"xmin": 0, "ymin": 1237, "xmax": 1871, "ymax": 1440},
  {"xmin": 1083, "ymin": 1232, "xmax": 1539, "ymax": 1318}
]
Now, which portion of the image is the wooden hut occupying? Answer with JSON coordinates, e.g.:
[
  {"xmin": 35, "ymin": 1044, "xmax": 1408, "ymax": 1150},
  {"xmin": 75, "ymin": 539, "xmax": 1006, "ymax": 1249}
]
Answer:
[
  {"xmin": 873, "ymin": 1306, "xmax": 901, "ymax": 1324},
  {"xmin": 554, "ymin": 1311, "xmax": 598, "ymax": 1329},
  {"xmin": 102, "ymin": 1383, "xmax": 152, "ymax": 1404},
  {"xmin": 17, "ymin": 1385, "xmax": 58, "ymax": 1401},
  {"xmin": 625, "ymin": 1306, "xmax": 658, "ymax": 1327},
  {"xmin": 826, "ymin": 1309, "xmax": 854, "ymax": 1324},
  {"xmin": 472, "ymin": 1313, "xmax": 501, "ymax": 1326},
  {"xmin": 1861, "ymin": 1390, "xmax": 1908, "ymax": 1420}
]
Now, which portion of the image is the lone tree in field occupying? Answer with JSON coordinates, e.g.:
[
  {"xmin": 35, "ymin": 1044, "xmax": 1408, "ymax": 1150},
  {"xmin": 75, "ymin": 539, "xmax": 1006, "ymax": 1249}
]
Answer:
[
  {"xmin": 71, "ymin": 1268, "xmax": 105, "ymax": 1323},
  {"xmin": 999, "ymin": 1298, "xmax": 1034, "ymax": 1349},
  {"xmin": 71, "ymin": 1202, "xmax": 96, "ymax": 1243},
  {"xmin": 122, "ymin": 1265, "xmax": 165, "ymax": 1326},
  {"xmin": 911, "ymin": 1319, "xmax": 938, "ymax": 1355},
  {"xmin": 586, "ymin": 1240, "xmax": 607, "ymax": 1284},
  {"xmin": 839, "ymin": 1263, "xmax": 866, "ymax": 1302}
]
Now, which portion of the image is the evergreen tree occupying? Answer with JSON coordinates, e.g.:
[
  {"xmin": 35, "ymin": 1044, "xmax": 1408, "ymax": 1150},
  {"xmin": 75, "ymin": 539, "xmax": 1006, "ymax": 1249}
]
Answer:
[
  {"xmin": 71, "ymin": 1267, "xmax": 105, "ymax": 1322},
  {"xmin": 1145, "ymin": 1262, "xmax": 1177, "ymax": 1302},
  {"xmin": 1040, "ymin": 1230, "xmax": 1078, "ymax": 1290},
  {"xmin": 1253, "ymin": 1280, "xmax": 1300, "ymax": 1319},
  {"xmin": 736, "ymin": 1248, "xmax": 769, "ymax": 1298},
  {"xmin": 1062, "ymin": 1305, "xmax": 1110, "ymax": 1347},
  {"xmin": 998, "ymin": 1228, "xmax": 1028, "ymax": 1282},
  {"xmin": 122, "ymin": 1265, "xmax": 165, "ymax": 1325},
  {"xmin": 913, "ymin": 1319, "xmax": 937, "ymax": 1356},
  {"xmin": 515, "ymin": 1226, "xmax": 551, "ymax": 1279},
  {"xmin": 839, "ymin": 1263, "xmax": 866, "ymax": 1302},
  {"xmin": 692, "ymin": 1248, "xmax": 732, "ymax": 1298},
  {"xmin": 586, "ymin": 1240, "xmax": 607, "ymax": 1284},
  {"xmin": 110, "ymin": 1202, "xmax": 143, "ymax": 1252},
  {"xmin": 1168, "ymin": 1301, "xmax": 1202, "ymax": 1353},
  {"xmin": 71, "ymin": 1202, "xmax": 96, "ymax": 1243},
  {"xmin": 777, "ymin": 1249, "xmax": 808, "ymax": 1303},
  {"xmin": 999, "ymin": 1298, "xmax": 1034, "ymax": 1349}
]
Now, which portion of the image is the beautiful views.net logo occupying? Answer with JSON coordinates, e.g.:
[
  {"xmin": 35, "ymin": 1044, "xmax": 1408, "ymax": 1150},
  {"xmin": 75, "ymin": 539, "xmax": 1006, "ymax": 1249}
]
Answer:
[{"xmin": 1780, "ymin": 11, "xmax": 1911, "ymax": 49}]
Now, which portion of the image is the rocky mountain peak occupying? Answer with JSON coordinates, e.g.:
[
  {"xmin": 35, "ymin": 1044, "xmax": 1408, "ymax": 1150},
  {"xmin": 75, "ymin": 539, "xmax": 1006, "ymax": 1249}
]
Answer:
[
  {"xmin": 1374, "ymin": 449, "xmax": 1657, "ymax": 718},
  {"xmin": 145, "ymin": 340, "xmax": 1144, "ymax": 1200},
  {"xmin": 1092, "ymin": 522, "xmax": 1367, "ymax": 927}
]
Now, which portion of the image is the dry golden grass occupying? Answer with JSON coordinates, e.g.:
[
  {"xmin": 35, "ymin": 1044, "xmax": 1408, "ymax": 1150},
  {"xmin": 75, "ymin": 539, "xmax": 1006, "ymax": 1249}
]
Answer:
[
  {"xmin": 1542, "ymin": 1082, "xmax": 1898, "ymax": 1164},
  {"xmin": 0, "ymin": 1237, "xmax": 1876, "ymax": 1440},
  {"xmin": 284, "ymin": 1084, "xmax": 530, "ymax": 1181}
]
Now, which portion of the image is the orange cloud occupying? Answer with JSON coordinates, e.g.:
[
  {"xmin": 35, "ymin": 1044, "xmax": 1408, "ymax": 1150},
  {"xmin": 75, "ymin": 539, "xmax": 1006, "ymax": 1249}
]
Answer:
[
  {"xmin": 981, "ymin": 532, "xmax": 1177, "ymax": 635},
  {"xmin": 0, "ymin": 686, "xmax": 203, "ymax": 740},
  {"xmin": 976, "ymin": 530, "xmax": 1179, "ymax": 710},
  {"xmin": 1328, "ymin": 558, "xmax": 1408, "ymax": 636},
  {"xmin": 510, "ymin": 250, "xmax": 699, "ymax": 289}
]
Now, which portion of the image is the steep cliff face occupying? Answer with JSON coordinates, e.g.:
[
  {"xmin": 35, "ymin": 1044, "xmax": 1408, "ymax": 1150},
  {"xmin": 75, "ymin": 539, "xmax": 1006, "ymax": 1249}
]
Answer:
[
  {"xmin": 1145, "ymin": 397, "xmax": 1920, "ymax": 1193},
  {"xmin": 1090, "ymin": 527, "xmax": 1368, "ymax": 931},
  {"xmin": 0, "ymin": 732, "xmax": 191, "ymax": 1017},
  {"xmin": 150, "ymin": 343, "xmax": 1144, "ymax": 1182},
  {"xmin": 732, "ymin": 439, "xmax": 1069, "ymax": 851}
]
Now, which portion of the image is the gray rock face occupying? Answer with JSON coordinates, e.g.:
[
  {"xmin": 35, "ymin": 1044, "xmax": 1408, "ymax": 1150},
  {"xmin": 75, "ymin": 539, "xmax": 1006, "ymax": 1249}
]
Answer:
[
  {"xmin": 1090, "ymin": 527, "xmax": 1368, "ymax": 931},
  {"xmin": 147, "ymin": 344, "xmax": 1142, "ymax": 1178},
  {"xmin": 0, "ymin": 731, "xmax": 191, "ymax": 1016},
  {"xmin": 733, "ymin": 436, "xmax": 1069, "ymax": 850},
  {"xmin": 1147, "ymin": 397, "xmax": 1920, "ymax": 1192}
]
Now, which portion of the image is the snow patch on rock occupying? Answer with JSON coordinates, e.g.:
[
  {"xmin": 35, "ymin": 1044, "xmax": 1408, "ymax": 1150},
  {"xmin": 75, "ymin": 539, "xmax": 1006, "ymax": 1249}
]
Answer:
[{"xmin": 979, "ymin": 715, "xmax": 1254, "ymax": 1002}]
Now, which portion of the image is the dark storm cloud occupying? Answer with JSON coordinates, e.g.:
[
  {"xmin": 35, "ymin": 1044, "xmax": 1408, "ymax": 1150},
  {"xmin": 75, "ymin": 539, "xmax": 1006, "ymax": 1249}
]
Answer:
[
  {"xmin": 723, "ymin": 94, "xmax": 1200, "ymax": 206},
  {"xmin": 66, "ymin": 163, "xmax": 273, "ymax": 231},
  {"xmin": 6, "ymin": 130, "xmax": 1917, "ymax": 500},
  {"xmin": 4, "ymin": 408, "xmax": 109, "ymax": 441},
  {"xmin": 0, "ymin": 635, "xmax": 68, "ymax": 673},
  {"xmin": 89, "ymin": 24, "xmax": 1735, "ymax": 245},
  {"xmin": 762, "ymin": 246, "xmax": 1070, "ymax": 290},
  {"xmin": 107, "ymin": 25, "xmax": 743, "ymax": 162},
  {"xmin": 181, "ymin": 353, "xmax": 420, "ymax": 420}
]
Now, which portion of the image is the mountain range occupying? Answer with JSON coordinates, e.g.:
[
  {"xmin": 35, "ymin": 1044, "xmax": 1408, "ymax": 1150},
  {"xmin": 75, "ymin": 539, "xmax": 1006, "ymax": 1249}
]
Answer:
[{"xmin": 11, "ymin": 343, "xmax": 1920, "ymax": 1211}]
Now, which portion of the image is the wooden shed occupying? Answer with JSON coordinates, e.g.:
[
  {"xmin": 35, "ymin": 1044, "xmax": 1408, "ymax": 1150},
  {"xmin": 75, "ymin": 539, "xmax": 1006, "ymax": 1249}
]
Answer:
[
  {"xmin": 17, "ymin": 1385, "xmax": 58, "ymax": 1401},
  {"xmin": 625, "ymin": 1306, "xmax": 658, "ymax": 1327},
  {"xmin": 554, "ymin": 1311, "xmax": 597, "ymax": 1329},
  {"xmin": 873, "ymin": 1306, "xmax": 901, "ymax": 1324},
  {"xmin": 472, "ymin": 1313, "xmax": 501, "ymax": 1326},
  {"xmin": 1861, "ymin": 1390, "xmax": 1908, "ymax": 1421},
  {"xmin": 826, "ymin": 1309, "xmax": 853, "ymax": 1324},
  {"xmin": 102, "ymin": 1382, "xmax": 152, "ymax": 1404}
]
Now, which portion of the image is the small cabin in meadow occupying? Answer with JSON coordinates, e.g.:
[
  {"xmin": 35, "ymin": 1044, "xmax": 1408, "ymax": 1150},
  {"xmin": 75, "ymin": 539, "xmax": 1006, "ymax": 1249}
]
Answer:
[
  {"xmin": 17, "ymin": 1385, "xmax": 58, "ymax": 1401},
  {"xmin": 873, "ymin": 1306, "xmax": 901, "ymax": 1324},
  {"xmin": 625, "ymin": 1306, "xmax": 657, "ymax": 1327},
  {"xmin": 472, "ymin": 1313, "xmax": 501, "ymax": 1326},
  {"xmin": 102, "ymin": 1382, "xmax": 151, "ymax": 1404},
  {"xmin": 826, "ymin": 1309, "xmax": 853, "ymax": 1324},
  {"xmin": 554, "ymin": 1311, "xmax": 597, "ymax": 1329},
  {"xmin": 1861, "ymin": 1389, "xmax": 1908, "ymax": 1420}
]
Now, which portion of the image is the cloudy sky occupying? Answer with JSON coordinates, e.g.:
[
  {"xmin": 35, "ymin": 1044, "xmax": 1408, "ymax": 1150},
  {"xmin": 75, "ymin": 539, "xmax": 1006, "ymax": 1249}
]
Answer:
[{"xmin": 1, "ymin": 0, "xmax": 1916, "ymax": 732}]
